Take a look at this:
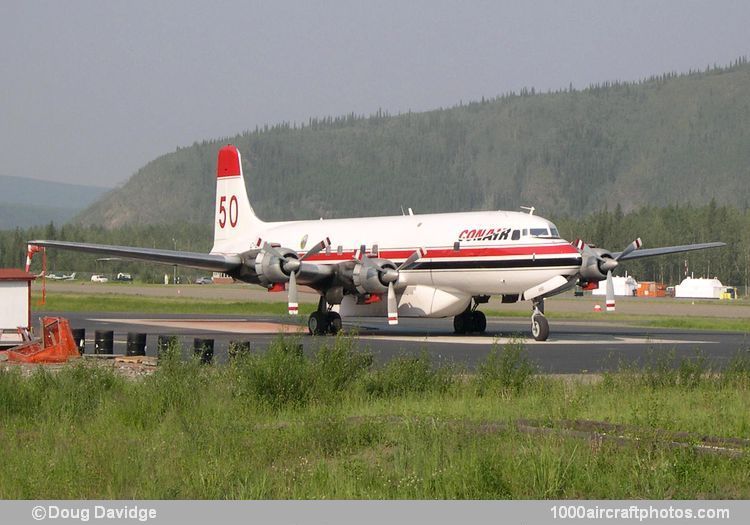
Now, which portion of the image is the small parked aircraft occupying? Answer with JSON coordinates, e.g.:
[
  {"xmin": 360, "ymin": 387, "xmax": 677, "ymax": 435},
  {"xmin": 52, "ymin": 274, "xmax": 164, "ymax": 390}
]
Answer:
[
  {"xmin": 46, "ymin": 272, "xmax": 76, "ymax": 281},
  {"xmin": 29, "ymin": 145, "xmax": 725, "ymax": 340}
]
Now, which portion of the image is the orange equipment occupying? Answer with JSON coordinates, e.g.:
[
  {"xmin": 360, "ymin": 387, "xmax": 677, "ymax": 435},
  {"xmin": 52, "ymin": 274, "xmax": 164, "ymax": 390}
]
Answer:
[
  {"xmin": 635, "ymin": 281, "xmax": 667, "ymax": 298},
  {"xmin": 5, "ymin": 317, "xmax": 81, "ymax": 364}
]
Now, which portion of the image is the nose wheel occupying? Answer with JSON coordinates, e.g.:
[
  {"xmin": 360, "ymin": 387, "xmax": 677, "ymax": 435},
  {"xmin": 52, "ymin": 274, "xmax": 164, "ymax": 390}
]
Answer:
[{"xmin": 531, "ymin": 299, "xmax": 549, "ymax": 341}]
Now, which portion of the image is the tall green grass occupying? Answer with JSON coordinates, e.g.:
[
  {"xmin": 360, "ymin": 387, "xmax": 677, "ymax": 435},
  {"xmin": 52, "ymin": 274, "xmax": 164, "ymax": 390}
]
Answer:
[{"xmin": 1, "ymin": 337, "xmax": 749, "ymax": 499}]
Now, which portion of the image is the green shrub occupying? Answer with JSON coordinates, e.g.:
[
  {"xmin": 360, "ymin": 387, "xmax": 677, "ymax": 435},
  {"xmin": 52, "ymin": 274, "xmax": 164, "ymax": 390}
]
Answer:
[
  {"xmin": 677, "ymin": 354, "xmax": 708, "ymax": 389},
  {"xmin": 640, "ymin": 350, "xmax": 678, "ymax": 389},
  {"xmin": 231, "ymin": 335, "xmax": 311, "ymax": 410},
  {"xmin": 148, "ymin": 346, "xmax": 209, "ymax": 415},
  {"xmin": 310, "ymin": 334, "xmax": 373, "ymax": 402},
  {"xmin": 361, "ymin": 352, "xmax": 452, "ymax": 397},
  {"xmin": 722, "ymin": 351, "xmax": 750, "ymax": 388},
  {"xmin": 474, "ymin": 339, "xmax": 536, "ymax": 395}
]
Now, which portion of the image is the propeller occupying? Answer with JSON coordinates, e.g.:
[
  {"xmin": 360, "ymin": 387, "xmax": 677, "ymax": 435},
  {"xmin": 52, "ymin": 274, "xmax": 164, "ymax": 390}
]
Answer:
[
  {"xmin": 356, "ymin": 247, "xmax": 426, "ymax": 325},
  {"xmin": 572, "ymin": 238, "xmax": 642, "ymax": 313},
  {"xmin": 264, "ymin": 238, "xmax": 331, "ymax": 315}
]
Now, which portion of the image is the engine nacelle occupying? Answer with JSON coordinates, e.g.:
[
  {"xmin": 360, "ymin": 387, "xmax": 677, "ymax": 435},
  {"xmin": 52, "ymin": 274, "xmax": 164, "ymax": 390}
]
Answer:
[
  {"xmin": 578, "ymin": 248, "xmax": 614, "ymax": 282},
  {"xmin": 351, "ymin": 258, "xmax": 397, "ymax": 295},
  {"xmin": 254, "ymin": 247, "xmax": 297, "ymax": 287}
]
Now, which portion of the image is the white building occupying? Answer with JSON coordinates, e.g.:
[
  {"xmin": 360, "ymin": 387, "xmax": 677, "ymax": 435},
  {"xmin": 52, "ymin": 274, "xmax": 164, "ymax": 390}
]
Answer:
[
  {"xmin": 674, "ymin": 277, "xmax": 723, "ymax": 299},
  {"xmin": 0, "ymin": 269, "xmax": 35, "ymax": 348},
  {"xmin": 592, "ymin": 275, "xmax": 638, "ymax": 296}
]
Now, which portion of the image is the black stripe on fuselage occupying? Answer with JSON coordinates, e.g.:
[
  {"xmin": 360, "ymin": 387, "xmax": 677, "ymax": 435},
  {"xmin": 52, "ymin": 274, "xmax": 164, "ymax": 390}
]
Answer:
[{"xmin": 408, "ymin": 257, "xmax": 582, "ymax": 270}]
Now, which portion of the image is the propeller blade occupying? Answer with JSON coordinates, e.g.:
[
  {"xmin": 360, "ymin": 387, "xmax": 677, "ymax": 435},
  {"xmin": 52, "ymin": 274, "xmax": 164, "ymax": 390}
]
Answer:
[
  {"xmin": 572, "ymin": 239, "xmax": 605, "ymax": 261},
  {"xmin": 300, "ymin": 237, "xmax": 331, "ymax": 261},
  {"xmin": 387, "ymin": 281, "xmax": 398, "ymax": 325},
  {"xmin": 288, "ymin": 271, "xmax": 298, "ymax": 315},
  {"xmin": 615, "ymin": 238, "xmax": 642, "ymax": 261},
  {"xmin": 397, "ymin": 247, "xmax": 427, "ymax": 271},
  {"xmin": 605, "ymin": 270, "xmax": 615, "ymax": 312}
]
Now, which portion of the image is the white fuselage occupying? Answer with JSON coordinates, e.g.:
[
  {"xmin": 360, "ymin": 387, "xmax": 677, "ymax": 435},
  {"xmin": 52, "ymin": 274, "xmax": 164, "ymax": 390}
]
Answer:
[{"xmin": 215, "ymin": 209, "xmax": 581, "ymax": 318}]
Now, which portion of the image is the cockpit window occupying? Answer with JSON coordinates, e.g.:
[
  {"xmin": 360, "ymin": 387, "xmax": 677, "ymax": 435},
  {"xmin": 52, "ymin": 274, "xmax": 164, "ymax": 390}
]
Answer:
[
  {"xmin": 550, "ymin": 227, "xmax": 560, "ymax": 238},
  {"xmin": 530, "ymin": 228, "xmax": 549, "ymax": 237},
  {"xmin": 511, "ymin": 229, "xmax": 520, "ymax": 241}
]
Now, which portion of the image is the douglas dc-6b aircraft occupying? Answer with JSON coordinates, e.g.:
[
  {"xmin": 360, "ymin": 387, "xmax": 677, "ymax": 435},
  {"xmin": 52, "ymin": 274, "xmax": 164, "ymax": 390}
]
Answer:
[{"xmin": 29, "ymin": 145, "xmax": 725, "ymax": 340}]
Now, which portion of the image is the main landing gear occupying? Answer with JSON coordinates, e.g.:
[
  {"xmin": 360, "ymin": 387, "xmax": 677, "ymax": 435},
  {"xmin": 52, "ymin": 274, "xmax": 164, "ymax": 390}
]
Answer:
[
  {"xmin": 308, "ymin": 296, "xmax": 342, "ymax": 335},
  {"xmin": 453, "ymin": 302, "xmax": 487, "ymax": 335},
  {"xmin": 530, "ymin": 298, "xmax": 549, "ymax": 341}
]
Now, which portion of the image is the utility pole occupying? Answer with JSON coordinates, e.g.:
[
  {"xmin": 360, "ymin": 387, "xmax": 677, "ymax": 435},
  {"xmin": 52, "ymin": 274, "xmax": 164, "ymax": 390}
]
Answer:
[{"xmin": 172, "ymin": 238, "xmax": 177, "ymax": 285}]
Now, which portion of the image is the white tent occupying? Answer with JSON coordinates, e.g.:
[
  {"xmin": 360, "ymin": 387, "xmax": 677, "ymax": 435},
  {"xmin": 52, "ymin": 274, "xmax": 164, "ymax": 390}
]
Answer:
[
  {"xmin": 675, "ymin": 277, "xmax": 723, "ymax": 299},
  {"xmin": 592, "ymin": 275, "xmax": 638, "ymax": 296}
]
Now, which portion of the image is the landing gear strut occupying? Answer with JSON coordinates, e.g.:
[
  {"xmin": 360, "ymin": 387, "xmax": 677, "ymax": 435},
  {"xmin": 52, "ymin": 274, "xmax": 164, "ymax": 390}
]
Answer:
[
  {"xmin": 453, "ymin": 302, "xmax": 487, "ymax": 335},
  {"xmin": 531, "ymin": 298, "xmax": 549, "ymax": 341},
  {"xmin": 308, "ymin": 296, "xmax": 342, "ymax": 335}
]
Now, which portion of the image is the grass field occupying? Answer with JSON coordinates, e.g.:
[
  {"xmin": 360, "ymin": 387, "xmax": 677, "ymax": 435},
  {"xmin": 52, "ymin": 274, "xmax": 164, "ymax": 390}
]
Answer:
[
  {"xmin": 1, "ymin": 336, "xmax": 749, "ymax": 499},
  {"xmin": 34, "ymin": 292, "xmax": 317, "ymax": 316}
]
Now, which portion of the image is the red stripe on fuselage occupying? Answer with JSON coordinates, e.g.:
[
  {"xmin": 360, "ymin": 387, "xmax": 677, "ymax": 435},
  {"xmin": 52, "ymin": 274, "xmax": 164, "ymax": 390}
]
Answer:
[{"xmin": 301, "ymin": 244, "xmax": 578, "ymax": 263}]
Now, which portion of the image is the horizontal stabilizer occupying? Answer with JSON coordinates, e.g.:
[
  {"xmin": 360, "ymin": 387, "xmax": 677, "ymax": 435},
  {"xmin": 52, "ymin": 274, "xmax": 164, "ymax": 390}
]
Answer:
[{"xmin": 28, "ymin": 240, "xmax": 243, "ymax": 272}]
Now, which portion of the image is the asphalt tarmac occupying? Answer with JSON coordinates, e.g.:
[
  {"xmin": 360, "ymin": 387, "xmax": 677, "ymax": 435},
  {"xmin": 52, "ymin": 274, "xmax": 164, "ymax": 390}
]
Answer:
[{"xmin": 35, "ymin": 310, "xmax": 750, "ymax": 373}]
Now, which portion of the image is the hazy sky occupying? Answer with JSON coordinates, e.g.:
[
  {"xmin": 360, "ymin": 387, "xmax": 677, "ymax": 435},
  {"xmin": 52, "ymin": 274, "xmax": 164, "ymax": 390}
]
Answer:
[{"xmin": 2, "ymin": 1, "xmax": 748, "ymax": 187}]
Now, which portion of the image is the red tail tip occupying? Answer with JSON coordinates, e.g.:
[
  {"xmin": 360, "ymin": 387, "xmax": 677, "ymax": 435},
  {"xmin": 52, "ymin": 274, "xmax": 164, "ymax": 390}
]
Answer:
[{"xmin": 217, "ymin": 145, "xmax": 241, "ymax": 178}]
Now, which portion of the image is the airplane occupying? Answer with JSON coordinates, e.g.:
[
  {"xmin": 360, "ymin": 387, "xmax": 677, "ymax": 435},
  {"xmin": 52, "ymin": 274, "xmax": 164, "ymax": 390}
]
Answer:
[
  {"xmin": 27, "ymin": 145, "xmax": 725, "ymax": 341},
  {"xmin": 43, "ymin": 272, "xmax": 76, "ymax": 281}
]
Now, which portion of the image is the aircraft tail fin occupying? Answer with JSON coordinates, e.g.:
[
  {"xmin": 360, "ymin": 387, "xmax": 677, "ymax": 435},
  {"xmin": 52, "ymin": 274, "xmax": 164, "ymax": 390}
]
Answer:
[{"xmin": 211, "ymin": 145, "xmax": 264, "ymax": 254}]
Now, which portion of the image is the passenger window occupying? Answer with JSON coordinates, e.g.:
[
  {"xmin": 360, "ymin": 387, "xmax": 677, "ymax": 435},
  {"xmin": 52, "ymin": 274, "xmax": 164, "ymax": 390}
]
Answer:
[{"xmin": 511, "ymin": 230, "xmax": 520, "ymax": 241}]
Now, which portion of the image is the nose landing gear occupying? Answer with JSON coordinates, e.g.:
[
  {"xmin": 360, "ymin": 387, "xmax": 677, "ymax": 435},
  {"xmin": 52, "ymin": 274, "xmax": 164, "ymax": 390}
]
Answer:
[{"xmin": 530, "ymin": 298, "xmax": 549, "ymax": 341}]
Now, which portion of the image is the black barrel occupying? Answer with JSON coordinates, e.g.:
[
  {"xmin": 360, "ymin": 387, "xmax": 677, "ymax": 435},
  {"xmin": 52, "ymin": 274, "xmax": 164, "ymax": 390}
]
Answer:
[
  {"xmin": 71, "ymin": 328, "xmax": 85, "ymax": 355},
  {"xmin": 126, "ymin": 332, "xmax": 147, "ymax": 356},
  {"xmin": 193, "ymin": 338, "xmax": 214, "ymax": 364},
  {"xmin": 94, "ymin": 330, "xmax": 114, "ymax": 355},
  {"xmin": 157, "ymin": 335, "xmax": 179, "ymax": 361},
  {"xmin": 228, "ymin": 340, "xmax": 251, "ymax": 361}
]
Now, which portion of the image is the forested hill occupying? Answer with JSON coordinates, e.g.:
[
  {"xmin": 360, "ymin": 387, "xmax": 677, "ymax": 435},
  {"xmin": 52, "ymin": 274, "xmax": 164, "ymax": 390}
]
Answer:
[
  {"xmin": 0, "ymin": 175, "xmax": 109, "ymax": 230},
  {"xmin": 77, "ymin": 60, "xmax": 750, "ymax": 228}
]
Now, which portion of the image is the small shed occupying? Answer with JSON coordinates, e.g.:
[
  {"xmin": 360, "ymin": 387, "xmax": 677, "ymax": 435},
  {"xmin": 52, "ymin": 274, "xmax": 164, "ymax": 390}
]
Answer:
[
  {"xmin": 592, "ymin": 275, "xmax": 638, "ymax": 297},
  {"xmin": 675, "ymin": 277, "xmax": 723, "ymax": 299},
  {"xmin": 0, "ymin": 269, "xmax": 36, "ymax": 348}
]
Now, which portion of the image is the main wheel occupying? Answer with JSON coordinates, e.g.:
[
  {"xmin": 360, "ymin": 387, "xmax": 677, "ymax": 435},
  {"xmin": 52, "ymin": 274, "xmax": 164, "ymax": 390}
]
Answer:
[
  {"xmin": 531, "ymin": 314, "xmax": 549, "ymax": 341},
  {"xmin": 472, "ymin": 311, "xmax": 487, "ymax": 333},
  {"xmin": 453, "ymin": 312, "xmax": 469, "ymax": 334},
  {"xmin": 327, "ymin": 312, "xmax": 342, "ymax": 334},
  {"xmin": 308, "ymin": 311, "xmax": 329, "ymax": 335}
]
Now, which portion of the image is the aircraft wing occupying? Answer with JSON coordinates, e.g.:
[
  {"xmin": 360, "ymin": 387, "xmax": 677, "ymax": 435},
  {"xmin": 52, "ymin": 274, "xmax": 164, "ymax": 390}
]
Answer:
[
  {"xmin": 613, "ymin": 242, "xmax": 726, "ymax": 261},
  {"xmin": 28, "ymin": 240, "xmax": 243, "ymax": 273}
]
